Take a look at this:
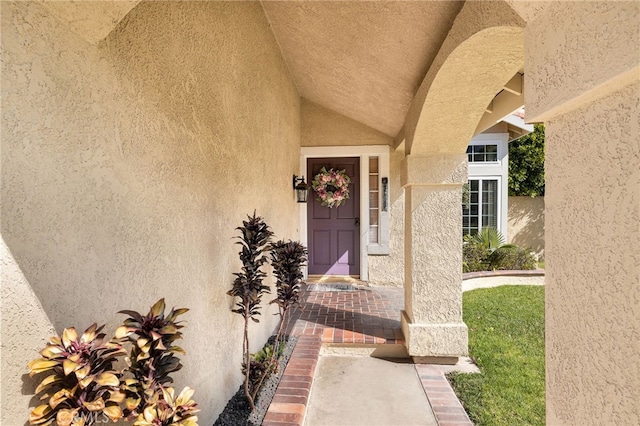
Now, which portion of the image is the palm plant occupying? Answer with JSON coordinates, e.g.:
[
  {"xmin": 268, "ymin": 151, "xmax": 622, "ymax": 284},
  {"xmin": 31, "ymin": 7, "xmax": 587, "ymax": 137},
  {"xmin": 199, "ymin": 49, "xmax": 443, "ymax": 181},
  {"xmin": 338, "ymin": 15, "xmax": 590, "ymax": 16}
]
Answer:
[
  {"xmin": 470, "ymin": 227, "xmax": 512, "ymax": 252},
  {"xmin": 227, "ymin": 212, "xmax": 273, "ymax": 409}
]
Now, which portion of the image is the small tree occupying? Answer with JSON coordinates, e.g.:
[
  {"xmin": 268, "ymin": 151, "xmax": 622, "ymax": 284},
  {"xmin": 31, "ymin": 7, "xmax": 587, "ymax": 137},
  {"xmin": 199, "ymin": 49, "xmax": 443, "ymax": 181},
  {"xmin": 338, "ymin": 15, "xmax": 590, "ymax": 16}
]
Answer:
[
  {"xmin": 509, "ymin": 124, "xmax": 545, "ymax": 197},
  {"xmin": 227, "ymin": 212, "xmax": 273, "ymax": 409},
  {"xmin": 269, "ymin": 240, "xmax": 307, "ymax": 363}
]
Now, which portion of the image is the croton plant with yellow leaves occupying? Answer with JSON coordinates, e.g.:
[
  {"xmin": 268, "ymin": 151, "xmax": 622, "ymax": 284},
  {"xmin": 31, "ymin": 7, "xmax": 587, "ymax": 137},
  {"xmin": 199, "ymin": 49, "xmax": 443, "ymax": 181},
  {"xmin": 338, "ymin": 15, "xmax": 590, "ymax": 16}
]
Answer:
[{"xmin": 27, "ymin": 299, "xmax": 199, "ymax": 426}]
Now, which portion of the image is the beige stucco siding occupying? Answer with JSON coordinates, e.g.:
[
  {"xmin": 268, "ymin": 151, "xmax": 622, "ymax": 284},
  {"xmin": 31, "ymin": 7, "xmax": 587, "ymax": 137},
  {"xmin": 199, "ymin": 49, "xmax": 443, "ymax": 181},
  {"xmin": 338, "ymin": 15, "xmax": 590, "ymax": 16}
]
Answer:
[
  {"xmin": 544, "ymin": 82, "xmax": 639, "ymax": 425},
  {"xmin": 301, "ymin": 99, "xmax": 392, "ymax": 147},
  {"xmin": 1, "ymin": 2, "xmax": 300, "ymax": 423},
  {"xmin": 368, "ymin": 146, "xmax": 405, "ymax": 286},
  {"xmin": 525, "ymin": 2, "xmax": 639, "ymax": 423}
]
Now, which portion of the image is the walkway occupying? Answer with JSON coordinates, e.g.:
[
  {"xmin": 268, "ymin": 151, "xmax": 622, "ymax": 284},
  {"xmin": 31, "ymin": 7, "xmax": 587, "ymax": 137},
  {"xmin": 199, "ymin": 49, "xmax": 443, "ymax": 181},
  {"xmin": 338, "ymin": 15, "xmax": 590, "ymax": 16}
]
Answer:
[{"xmin": 263, "ymin": 282, "xmax": 474, "ymax": 426}]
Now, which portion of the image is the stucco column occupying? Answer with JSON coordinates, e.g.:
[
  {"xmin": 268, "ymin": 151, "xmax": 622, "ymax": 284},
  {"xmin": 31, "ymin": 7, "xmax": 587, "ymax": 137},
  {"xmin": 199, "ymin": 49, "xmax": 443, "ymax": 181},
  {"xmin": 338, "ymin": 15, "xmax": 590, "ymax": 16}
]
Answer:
[
  {"xmin": 400, "ymin": 153, "xmax": 468, "ymax": 362},
  {"xmin": 523, "ymin": 2, "xmax": 639, "ymax": 423}
]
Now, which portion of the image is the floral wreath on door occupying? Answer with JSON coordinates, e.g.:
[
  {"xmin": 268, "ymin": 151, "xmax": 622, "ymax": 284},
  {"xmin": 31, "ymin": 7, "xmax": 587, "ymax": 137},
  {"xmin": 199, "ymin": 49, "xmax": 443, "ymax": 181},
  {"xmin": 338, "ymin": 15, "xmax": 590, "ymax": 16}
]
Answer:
[{"xmin": 311, "ymin": 167, "xmax": 351, "ymax": 208}]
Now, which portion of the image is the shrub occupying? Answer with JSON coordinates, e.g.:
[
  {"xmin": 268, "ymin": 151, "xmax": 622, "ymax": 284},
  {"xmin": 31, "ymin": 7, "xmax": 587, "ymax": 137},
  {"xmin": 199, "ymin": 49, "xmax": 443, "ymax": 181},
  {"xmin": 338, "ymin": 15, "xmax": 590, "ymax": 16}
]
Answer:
[
  {"xmin": 463, "ymin": 241, "xmax": 491, "ymax": 273},
  {"xmin": 28, "ymin": 324, "xmax": 126, "ymax": 425},
  {"xmin": 488, "ymin": 246, "xmax": 537, "ymax": 270},
  {"xmin": 115, "ymin": 298, "xmax": 190, "ymax": 420},
  {"xmin": 269, "ymin": 239, "xmax": 307, "ymax": 362},
  {"xmin": 28, "ymin": 300, "xmax": 198, "ymax": 426},
  {"xmin": 463, "ymin": 228, "xmax": 536, "ymax": 272}
]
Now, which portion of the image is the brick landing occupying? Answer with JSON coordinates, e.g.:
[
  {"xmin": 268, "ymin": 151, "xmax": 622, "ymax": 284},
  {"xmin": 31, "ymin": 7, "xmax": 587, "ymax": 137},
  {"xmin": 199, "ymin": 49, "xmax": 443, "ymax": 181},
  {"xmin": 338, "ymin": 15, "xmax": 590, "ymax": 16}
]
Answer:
[{"xmin": 264, "ymin": 284, "xmax": 474, "ymax": 426}]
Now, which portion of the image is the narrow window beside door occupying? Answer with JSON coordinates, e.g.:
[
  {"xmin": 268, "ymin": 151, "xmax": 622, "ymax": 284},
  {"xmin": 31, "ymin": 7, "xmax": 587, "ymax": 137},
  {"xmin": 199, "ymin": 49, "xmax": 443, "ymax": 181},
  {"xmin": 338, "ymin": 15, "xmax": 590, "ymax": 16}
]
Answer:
[{"xmin": 369, "ymin": 157, "xmax": 379, "ymax": 244}]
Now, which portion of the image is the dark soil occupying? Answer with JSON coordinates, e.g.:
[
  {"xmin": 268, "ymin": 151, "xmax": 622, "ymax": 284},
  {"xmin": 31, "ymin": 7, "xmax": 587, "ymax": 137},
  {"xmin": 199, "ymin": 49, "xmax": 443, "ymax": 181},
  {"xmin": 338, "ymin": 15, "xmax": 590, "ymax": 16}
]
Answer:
[{"xmin": 214, "ymin": 336, "xmax": 299, "ymax": 426}]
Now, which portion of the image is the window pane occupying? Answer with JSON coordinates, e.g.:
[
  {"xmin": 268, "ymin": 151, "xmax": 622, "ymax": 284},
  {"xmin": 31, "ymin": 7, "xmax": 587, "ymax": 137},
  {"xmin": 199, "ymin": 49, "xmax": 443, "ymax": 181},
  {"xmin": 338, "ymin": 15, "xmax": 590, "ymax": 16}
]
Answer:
[
  {"xmin": 370, "ymin": 192, "xmax": 379, "ymax": 207},
  {"xmin": 482, "ymin": 180, "xmax": 498, "ymax": 228},
  {"xmin": 369, "ymin": 227, "xmax": 379, "ymax": 243},
  {"xmin": 370, "ymin": 209, "xmax": 379, "ymax": 225},
  {"xmin": 369, "ymin": 157, "xmax": 379, "ymax": 173},
  {"xmin": 369, "ymin": 175, "xmax": 379, "ymax": 190}
]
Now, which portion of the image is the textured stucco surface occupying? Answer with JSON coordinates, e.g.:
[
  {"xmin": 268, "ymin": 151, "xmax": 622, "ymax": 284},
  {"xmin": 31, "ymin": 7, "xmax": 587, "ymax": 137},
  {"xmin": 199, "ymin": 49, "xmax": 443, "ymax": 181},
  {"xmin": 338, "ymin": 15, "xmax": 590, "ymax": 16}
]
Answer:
[
  {"xmin": 545, "ymin": 83, "xmax": 640, "ymax": 425},
  {"xmin": 368, "ymin": 146, "xmax": 405, "ymax": 286},
  {"xmin": 1, "ymin": 238, "xmax": 57, "ymax": 423},
  {"xmin": 40, "ymin": 0, "xmax": 140, "ymax": 44},
  {"xmin": 525, "ymin": 1, "xmax": 640, "ymax": 122},
  {"xmin": 262, "ymin": 0, "xmax": 463, "ymax": 137},
  {"xmin": 401, "ymin": 154, "xmax": 468, "ymax": 357},
  {"xmin": 1, "ymin": 2, "xmax": 299, "ymax": 423},
  {"xmin": 301, "ymin": 99, "xmax": 392, "ymax": 147},
  {"xmin": 523, "ymin": 2, "xmax": 640, "ymax": 422},
  {"xmin": 405, "ymin": 0, "xmax": 525, "ymax": 155},
  {"xmin": 508, "ymin": 196, "xmax": 545, "ymax": 260}
]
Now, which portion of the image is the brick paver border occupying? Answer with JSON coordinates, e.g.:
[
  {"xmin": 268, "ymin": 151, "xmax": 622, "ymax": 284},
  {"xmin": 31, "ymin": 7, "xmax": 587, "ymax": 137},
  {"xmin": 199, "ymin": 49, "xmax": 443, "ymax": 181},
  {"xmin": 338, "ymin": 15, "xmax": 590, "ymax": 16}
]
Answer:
[
  {"xmin": 264, "ymin": 285, "xmax": 475, "ymax": 426},
  {"xmin": 416, "ymin": 364, "xmax": 474, "ymax": 426}
]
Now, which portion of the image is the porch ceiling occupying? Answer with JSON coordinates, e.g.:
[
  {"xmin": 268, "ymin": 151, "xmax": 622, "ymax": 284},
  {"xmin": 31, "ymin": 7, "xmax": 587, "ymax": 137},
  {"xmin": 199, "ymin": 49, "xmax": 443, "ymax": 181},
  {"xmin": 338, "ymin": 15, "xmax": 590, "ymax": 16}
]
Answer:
[{"xmin": 261, "ymin": 1, "xmax": 465, "ymax": 137}]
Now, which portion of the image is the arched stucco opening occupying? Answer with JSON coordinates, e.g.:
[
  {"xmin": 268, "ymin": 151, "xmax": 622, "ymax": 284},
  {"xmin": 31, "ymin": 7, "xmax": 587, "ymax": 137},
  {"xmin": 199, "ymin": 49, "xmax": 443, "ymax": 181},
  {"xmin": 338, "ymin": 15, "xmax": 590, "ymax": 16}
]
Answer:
[{"xmin": 410, "ymin": 25, "xmax": 524, "ymax": 156}]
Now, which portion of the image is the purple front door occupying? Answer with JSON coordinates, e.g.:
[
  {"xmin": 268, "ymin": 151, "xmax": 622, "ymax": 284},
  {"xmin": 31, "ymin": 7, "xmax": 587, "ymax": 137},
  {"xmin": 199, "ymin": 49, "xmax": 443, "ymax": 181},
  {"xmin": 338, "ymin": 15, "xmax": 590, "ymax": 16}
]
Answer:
[{"xmin": 307, "ymin": 157, "xmax": 360, "ymax": 276}]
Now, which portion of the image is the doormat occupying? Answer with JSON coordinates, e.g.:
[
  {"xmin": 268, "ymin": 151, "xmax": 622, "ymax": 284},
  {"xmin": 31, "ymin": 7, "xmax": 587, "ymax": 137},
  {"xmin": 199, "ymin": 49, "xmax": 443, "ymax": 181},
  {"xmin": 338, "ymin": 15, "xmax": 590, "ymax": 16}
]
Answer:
[{"xmin": 306, "ymin": 283, "xmax": 367, "ymax": 292}]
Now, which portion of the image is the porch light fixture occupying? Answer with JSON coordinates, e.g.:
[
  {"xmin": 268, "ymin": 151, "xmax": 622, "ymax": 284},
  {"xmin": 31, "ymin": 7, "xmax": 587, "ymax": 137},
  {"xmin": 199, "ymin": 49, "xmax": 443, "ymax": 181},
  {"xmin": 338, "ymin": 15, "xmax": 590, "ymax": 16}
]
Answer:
[{"xmin": 293, "ymin": 175, "xmax": 310, "ymax": 203}]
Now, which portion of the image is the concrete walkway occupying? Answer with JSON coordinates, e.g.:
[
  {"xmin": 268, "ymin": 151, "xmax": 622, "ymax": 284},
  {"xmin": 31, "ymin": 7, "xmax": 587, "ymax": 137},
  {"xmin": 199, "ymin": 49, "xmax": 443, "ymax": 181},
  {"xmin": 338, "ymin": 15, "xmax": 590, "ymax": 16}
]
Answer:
[
  {"xmin": 264, "ymin": 272, "xmax": 544, "ymax": 426},
  {"xmin": 304, "ymin": 356, "xmax": 437, "ymax": 426}
]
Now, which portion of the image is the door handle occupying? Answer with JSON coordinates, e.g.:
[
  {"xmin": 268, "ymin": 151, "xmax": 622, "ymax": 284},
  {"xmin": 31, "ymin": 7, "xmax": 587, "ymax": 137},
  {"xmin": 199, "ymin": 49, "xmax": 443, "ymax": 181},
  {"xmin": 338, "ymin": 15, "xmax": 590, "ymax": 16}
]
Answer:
[{"xmin": 355, "ymin": 217, "xmax": 360, "ymax": 226}]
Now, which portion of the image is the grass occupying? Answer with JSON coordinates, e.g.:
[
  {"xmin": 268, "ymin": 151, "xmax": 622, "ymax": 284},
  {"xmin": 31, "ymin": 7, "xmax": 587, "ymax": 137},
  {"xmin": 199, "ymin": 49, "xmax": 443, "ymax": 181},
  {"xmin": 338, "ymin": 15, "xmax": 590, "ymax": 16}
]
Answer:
[
  {"xmin": 447, "ymin": 285, "xmax": 545, "ymax": 426},
  {"xmin": 537, "ymin": 260, "xmax": 545, "ymax": 269}
]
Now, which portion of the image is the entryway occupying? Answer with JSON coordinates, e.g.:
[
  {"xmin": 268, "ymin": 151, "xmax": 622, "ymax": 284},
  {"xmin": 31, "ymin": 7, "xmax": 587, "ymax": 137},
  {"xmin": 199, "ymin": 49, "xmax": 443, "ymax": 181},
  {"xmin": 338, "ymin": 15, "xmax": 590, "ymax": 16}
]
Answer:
[{"xmin": 306, "ymin": 157, "xmax": 360, "ymax": 276}]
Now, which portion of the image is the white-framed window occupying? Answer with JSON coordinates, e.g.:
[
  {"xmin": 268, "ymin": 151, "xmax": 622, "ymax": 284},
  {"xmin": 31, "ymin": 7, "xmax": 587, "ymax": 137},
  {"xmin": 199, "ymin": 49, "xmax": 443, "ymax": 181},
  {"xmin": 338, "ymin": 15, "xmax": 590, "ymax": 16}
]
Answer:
[
  {"xmin": 464, "ymin": 133, "xmax": 509, "ymax": 239},
  {"xmin": 466, "ymin": 144, "xmax": 498, "ymax": 162},
  {"xmin": 368, "ymin": 157, "xmax": 379, "ymax": 243},
  {"xmin": 463, "ymin": 178, "xmax": 500, "ymax": 236}
]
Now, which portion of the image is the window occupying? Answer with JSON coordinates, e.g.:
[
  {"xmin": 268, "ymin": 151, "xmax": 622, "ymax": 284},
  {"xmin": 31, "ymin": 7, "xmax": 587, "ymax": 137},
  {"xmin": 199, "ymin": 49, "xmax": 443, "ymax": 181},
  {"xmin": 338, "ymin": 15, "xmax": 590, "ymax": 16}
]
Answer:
[
  {"xmin": 463, "ymin": 179, "xmax": 498, "ymax": 236},
  {"xmin": 369, "ymin": 157, "xmax": 379, "ymax": 243},
  {"xmin": 466, "ymin": 144, "xmax": 498, "ymax": 162}
]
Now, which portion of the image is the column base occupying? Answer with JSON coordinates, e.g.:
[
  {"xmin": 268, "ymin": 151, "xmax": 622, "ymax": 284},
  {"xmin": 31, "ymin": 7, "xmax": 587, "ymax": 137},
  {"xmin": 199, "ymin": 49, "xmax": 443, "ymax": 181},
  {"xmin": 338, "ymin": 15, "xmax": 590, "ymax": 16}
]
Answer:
[{"xmin": 401, "ymin": 310, "xmax": 468, "ymax": 358}]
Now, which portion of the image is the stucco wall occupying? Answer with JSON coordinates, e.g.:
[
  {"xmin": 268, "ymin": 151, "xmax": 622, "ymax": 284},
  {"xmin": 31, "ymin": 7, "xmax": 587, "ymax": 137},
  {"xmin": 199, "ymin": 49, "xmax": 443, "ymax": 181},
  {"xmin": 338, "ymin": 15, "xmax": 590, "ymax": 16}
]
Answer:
[
  {"xmin": 544, "ymin": 82, "xmax": 639, "ymax": 425},
  {"xmin": 301, "ymin": 99, "xmax": 392, "ymax": 147},
  {"xmin": 1, "ymin": 2, "xmax": 300, "ymax": 423},
  {"xmin": 368, "ymin": 146, "xmax": 405, "ymax": 286},
  {"xmin": 525, "ymin": 2, "xmax": 639, "ymax": 423},
  {"xmin": 508, "ymin": 196, "xmax": 545, "ymax": 259}
]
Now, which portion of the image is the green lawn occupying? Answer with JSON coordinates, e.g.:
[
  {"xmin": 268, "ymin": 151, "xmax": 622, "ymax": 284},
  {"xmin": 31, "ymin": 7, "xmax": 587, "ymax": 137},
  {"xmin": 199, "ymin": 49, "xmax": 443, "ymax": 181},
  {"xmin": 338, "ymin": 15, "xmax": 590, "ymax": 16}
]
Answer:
[{"xmin": 448, "ymin": 285, "xmax": 545, "ymax": 426}]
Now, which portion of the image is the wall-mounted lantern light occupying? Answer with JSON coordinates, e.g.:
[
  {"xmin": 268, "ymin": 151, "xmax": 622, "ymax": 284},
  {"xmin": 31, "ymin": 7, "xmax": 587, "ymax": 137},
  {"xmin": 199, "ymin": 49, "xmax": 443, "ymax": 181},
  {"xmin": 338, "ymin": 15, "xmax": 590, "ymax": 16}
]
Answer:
[
  {"xmin": 381, "ymin": 177, "xmax": 389, "ymax": 212},
  {"xmin": 293, "ymin": 175, "xmax": 310, "ymax": 203}
]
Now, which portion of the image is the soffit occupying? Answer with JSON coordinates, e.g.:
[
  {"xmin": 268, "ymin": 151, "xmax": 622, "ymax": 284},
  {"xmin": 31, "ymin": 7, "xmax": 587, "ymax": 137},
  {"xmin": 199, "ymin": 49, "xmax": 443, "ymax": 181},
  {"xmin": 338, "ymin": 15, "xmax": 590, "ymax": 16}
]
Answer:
[{"xmin": 261, "ymin": 1, "xmax": 464, "ymax": 137}]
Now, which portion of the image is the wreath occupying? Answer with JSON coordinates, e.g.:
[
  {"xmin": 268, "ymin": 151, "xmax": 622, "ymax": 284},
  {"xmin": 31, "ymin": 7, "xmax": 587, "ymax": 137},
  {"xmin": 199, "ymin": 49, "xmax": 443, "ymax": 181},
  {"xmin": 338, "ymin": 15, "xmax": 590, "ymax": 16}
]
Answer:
[{"xmin": 311, "ymin": 167, "xmax": 351, "ymax": 208}]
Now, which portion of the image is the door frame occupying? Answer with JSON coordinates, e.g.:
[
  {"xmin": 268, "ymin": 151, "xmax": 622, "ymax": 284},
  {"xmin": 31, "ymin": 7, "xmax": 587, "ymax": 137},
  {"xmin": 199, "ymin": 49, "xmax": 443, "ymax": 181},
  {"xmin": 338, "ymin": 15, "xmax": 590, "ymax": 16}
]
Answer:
[{"xmin": 299, "ymin": 145, "xmax": 390, "ymax": 281}]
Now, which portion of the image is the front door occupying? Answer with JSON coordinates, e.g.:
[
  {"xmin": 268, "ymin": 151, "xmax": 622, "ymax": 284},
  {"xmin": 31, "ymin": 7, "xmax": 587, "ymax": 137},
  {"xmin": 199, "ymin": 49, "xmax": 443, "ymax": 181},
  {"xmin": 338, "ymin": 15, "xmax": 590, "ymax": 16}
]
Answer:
[{"xmin": 307, "ymin": 157, "xmax": 360, "ymax": 276}]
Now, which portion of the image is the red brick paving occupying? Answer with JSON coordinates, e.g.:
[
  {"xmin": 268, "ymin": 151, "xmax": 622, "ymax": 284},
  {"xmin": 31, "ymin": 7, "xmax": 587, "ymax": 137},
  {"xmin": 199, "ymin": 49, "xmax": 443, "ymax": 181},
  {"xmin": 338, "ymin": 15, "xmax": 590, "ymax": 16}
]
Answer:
[{"xmin": 416, "ymin": 364, "xmax": 474, "ymax": 426}]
